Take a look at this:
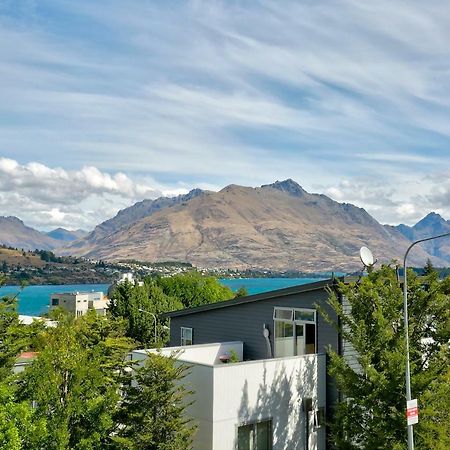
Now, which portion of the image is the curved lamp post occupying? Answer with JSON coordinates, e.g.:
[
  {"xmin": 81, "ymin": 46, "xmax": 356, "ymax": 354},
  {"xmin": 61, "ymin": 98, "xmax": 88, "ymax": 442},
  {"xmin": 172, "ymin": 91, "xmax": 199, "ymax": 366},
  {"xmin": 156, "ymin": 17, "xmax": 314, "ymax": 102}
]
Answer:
[
  {"xmin": 403, "ymin": 231, "xmax": 450, "ymax": 450},
  {"xmin": 137, "ymin": 308, "xmax": 158, "ymax": 344}
]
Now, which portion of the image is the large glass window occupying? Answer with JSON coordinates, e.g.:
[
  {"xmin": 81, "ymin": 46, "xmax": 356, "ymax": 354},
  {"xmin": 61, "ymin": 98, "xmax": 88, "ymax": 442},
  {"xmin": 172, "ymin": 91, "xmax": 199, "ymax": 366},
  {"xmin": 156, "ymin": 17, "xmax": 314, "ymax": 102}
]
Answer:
[
  {"xmin": 274, "ymin": 308, "xmax": 316, "ymax": 357},
  {"xmin": 180, "ymin": 327, "xmax": 193, "ymax": 346},
  {"xmin": 237, "ymin": 419, "xmax": 272, "ymax": 450}
]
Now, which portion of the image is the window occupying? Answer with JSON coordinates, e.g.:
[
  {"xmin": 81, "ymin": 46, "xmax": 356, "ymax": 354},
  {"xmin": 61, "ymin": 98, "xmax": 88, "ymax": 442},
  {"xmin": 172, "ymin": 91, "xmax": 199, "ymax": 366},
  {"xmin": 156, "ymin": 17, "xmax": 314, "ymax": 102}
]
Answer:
[
  {"xmin": 237, "ymin": 419, "xmax": 272, "ymax": 450},
  {"xmin": 274, "ymin": 307, "xmax": 316, "ymax": 357},
  {"xmin": 180, "ymin": 327, "xmax": 193, "ymax": 346},
  {"xmin": 51, "ymin": 298, "xmax": 59, "ymax": 306},
  {"xmin": 273, "ymin": 308, "xmax": 293, "ymax": 320},
  {"xmin": 294, "ymin": 310, "xmax": 315, "ymax": 322}
]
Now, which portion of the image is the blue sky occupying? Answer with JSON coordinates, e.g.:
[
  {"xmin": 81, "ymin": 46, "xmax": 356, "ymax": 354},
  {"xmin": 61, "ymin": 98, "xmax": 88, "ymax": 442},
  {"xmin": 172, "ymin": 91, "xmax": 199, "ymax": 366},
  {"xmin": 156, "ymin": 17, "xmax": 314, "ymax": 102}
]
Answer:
[{"xmin": 0, "ymin": 0, "xmax": 449, "ymax": 230}]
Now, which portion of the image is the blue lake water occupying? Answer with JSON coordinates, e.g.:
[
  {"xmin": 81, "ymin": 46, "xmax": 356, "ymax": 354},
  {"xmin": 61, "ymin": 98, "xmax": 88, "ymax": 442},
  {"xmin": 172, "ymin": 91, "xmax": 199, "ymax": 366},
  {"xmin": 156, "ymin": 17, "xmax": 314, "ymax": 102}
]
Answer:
[
  {"xmin": 220, "ymin": 277, "xmax": 325, "ymax": 294},
  {"xmin": 0, "ymin": 278, "xmax": 327, "ymax": 316},
  {"xmin": 0, "ymin": 284, "xmax": 111, "ymax": 316}
]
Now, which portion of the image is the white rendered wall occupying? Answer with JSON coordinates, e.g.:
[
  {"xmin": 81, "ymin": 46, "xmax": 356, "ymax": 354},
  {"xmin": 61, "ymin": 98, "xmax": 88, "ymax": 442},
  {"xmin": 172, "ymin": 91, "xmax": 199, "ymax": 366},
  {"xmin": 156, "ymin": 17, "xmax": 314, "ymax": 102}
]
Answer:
[
  {"xmin": 211, "ymin": 354, "xmax": 326, "ymax": 450},
  {"xmin": 182, "ymin": 363, "xmax": 215, "ymax": 449},
  {"xmin": 131, "ymin": 346, "xmax": 326, "ymax": 450}
]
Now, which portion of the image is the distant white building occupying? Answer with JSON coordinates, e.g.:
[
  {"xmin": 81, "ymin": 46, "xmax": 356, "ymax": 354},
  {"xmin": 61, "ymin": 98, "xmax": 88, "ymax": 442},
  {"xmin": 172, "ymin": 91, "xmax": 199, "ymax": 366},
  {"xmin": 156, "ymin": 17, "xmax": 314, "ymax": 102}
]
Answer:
[
  {"xmin": 118, "ymin": 272, "xmax": 144, "ymax": 287},
  {"xmin": 49, "ymin": 291, "xmax": 109, "ymax": 317}
]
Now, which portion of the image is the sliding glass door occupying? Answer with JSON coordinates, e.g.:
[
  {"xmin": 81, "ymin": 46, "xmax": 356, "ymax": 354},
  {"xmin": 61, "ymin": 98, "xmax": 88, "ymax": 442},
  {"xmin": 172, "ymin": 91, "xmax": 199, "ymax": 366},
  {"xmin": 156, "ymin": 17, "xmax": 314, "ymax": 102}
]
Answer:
[{"xmin": 274, "ymin": 320, "xmax": 294, "ymax": 357}]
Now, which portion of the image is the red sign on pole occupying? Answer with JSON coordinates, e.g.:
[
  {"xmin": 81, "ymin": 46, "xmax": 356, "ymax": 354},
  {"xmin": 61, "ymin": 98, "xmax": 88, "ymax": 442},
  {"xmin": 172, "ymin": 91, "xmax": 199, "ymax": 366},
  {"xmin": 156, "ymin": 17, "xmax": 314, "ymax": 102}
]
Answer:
[{"xmin": 406, "ymin": 399, "xmax": 419, "ymax": 426}]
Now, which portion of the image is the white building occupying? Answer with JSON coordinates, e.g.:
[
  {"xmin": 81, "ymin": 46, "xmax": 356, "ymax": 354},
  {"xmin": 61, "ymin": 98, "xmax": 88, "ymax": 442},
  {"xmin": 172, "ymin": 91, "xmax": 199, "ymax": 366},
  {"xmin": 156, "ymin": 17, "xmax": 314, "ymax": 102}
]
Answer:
[
  {"xmin": 132, "ymin": 342, "xmax": 326, "ymax": 450},
  {"xmin": 118, "ymin": 272, "xmax": 144, "ymax": 287},
  {"xmin": 49, "ymin": 291, "xmax": 109, "ymax": 317}
]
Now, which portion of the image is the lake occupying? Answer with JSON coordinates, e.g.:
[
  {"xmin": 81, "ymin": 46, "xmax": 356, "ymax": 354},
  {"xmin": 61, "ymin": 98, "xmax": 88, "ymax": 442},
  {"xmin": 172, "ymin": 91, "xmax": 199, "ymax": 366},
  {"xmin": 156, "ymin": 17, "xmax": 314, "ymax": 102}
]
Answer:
[{"xmin": 0, "ymin": 278, "xmax": 326, "ymax": 316}]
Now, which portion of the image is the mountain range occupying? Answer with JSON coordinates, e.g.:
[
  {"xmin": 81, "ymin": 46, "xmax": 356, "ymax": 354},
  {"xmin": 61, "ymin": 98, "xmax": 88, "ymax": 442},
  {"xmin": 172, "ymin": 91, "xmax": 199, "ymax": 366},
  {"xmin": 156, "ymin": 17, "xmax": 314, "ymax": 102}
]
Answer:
[
  {"xmin": 0, "ymin": 217, "xmax": 86, "ymax": 251},
  {"xmin": 1, "ymin": 180, "xmax": 449, "ymax": 271},
  {"xmin": 59, "ymin": 179, "xmax": 449, "ymax": 271},
  {"xmin": 46, "ymin": 228, "xmax": 88, "ymax": 242}
]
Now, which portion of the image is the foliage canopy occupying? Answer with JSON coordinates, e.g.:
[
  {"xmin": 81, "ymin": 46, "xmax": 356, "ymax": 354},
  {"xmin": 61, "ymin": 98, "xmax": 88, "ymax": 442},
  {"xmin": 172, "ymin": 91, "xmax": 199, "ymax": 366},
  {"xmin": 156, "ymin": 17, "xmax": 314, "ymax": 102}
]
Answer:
[{"xmin": 323, "ymin": 265, "xmax": 450, "ymax": 449}]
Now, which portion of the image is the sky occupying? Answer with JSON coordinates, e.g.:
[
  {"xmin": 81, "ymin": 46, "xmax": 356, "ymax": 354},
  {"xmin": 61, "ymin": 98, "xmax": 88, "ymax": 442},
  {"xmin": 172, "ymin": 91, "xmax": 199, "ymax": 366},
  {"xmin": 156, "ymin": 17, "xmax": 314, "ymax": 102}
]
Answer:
[{"xmin": 0, "ymin": 0, "xmax": 449, "ymax": 231}]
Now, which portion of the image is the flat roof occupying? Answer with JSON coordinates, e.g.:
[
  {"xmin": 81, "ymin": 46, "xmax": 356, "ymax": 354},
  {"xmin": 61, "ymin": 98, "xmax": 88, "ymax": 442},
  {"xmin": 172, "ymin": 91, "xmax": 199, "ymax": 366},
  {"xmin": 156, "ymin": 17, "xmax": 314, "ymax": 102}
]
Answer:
[
  {"xmin": 161, "ymin": 277, "xmax": 339, "ymax": 319},
  {"xmin": 51, "ymin": 291, "xmax": 103, "ymax": 295}
]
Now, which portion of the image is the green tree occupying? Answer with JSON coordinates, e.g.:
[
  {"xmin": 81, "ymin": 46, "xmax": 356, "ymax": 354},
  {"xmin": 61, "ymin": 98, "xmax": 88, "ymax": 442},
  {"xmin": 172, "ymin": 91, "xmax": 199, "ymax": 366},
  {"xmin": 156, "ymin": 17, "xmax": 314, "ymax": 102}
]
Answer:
[
  {"xmin": 322, "ymin": 265, "xmax": 450, "ymax": 449},
  {"xmin": 0, "ymin": 280, "xmax": 48, "ymax": 449},
  {"xmin": 0, "ymin": 281, "xmax": 35, "ymax": 380},
  {"xmin": 18, "ymin": 311, "xmax": 134, "ymax": 450},
  {"xmin": 156, "ymin": 271, "xmax": 234, "ymax": 308},
  {"xmin": 234, "ymin": 286, "xmax": 248, "ymax": 298},
  {"xmin": 423, "ymin": 258, "xmax": 435, "ymax": 276},
  {"xmin": 109, "ymin": 280, "xmax": 182, "ymax": 346},
  {"xmin": 416, "ymin": 354, "xmax": 450, "ymax": 449},
  {"xmin": 0, "ymin": 383, "xmax": 47, "ymax": 450},
  {"xmin": 113, "ymin": 352, "xmax": 195, "ymax": 450}
]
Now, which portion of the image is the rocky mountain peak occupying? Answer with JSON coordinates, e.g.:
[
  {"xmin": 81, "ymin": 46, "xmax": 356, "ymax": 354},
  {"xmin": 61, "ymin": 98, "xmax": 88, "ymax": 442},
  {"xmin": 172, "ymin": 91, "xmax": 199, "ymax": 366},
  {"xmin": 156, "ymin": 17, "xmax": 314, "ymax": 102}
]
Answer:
[
  {"xmin": 262, "ymin": 179, "xmax": 306, "ymax": 197},
  {"xmin": 414, "ymin": 212, "xmax": 446, "ymax": 229},
  {"xmin": 0, "ymin": 216, "xmax": 24, "ymax": 225},
  {"xmin": 181, "ymin": 188, "xmax": 205, "ymax": 200}
]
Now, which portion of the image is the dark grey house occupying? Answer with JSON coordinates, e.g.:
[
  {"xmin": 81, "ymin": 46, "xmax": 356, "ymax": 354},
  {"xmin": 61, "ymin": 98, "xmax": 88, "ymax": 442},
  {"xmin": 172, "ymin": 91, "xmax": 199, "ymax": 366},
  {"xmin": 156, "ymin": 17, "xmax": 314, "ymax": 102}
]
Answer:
[
  {"xmin": 157, "ymin": 278, "xmax": 351, "ymax": 450},
  {"xmin": 163, "ymin": 278, "xmax": 341, "ymax": 362}
]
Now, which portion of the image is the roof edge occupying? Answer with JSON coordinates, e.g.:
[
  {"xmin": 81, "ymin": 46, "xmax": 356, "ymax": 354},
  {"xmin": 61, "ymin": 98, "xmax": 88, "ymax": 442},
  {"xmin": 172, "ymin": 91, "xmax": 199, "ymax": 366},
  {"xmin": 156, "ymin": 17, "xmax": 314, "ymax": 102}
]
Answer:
[{"xmin": 161, "ymin": 278, "xmax": 338, "ymax": 319}]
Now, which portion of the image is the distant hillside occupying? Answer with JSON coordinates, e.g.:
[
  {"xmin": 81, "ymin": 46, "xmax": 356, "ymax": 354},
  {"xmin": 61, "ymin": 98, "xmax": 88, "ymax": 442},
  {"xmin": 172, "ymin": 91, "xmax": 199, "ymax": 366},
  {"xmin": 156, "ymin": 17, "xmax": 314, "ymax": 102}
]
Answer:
[
  {"xmin": 62, "ymin": 188, "xmax": 206, "ymax": 254},
  {"xmin": 57, "ymin": 180, "xmax": 446, "ymax": 271},
  {"xmin": 388, "ymin": 212, "xmax": 450, "ymax": 264},
  {"xmin": 0, "ymin": 247, "xmax": 117, "ymax": 285},
  {"xmin": 0, "ymin": 217, "xmax": 59, "ymax": 251},
  {"xmin": 46, "ymin": 228, "xmax": 88, "ymax": 242}
]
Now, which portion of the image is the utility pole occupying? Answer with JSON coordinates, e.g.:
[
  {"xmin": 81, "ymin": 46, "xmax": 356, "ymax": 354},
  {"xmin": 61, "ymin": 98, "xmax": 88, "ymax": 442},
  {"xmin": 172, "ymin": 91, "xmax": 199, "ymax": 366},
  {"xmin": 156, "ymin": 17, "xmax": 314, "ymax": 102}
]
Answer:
[
  {"xmin": 138, "ymin": 308, "xmax": 158, "ymax": 344},
  {"xmin": 402, "ymin": 231, "xmax": 450, "ymax": 450}
]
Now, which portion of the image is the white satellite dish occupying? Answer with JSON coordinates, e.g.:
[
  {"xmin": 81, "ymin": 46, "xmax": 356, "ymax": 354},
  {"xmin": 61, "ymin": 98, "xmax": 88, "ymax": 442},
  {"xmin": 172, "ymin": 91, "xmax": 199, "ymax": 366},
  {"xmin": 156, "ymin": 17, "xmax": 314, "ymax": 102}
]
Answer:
[{"xmin": 360, "ymin": 246, "xmax": 375, "ymax": 268}]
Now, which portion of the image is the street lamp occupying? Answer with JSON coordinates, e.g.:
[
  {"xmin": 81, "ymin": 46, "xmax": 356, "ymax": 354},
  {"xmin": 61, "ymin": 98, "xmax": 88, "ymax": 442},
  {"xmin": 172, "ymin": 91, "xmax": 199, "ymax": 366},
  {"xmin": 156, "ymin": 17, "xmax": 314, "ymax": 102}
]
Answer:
[
  {"xmin": 137, "ymin": 308, "xmax": 158, "ymax": 344},
  {"xmin": 402, "ymin": 231, "xmax": 450, "ymax": 450}
]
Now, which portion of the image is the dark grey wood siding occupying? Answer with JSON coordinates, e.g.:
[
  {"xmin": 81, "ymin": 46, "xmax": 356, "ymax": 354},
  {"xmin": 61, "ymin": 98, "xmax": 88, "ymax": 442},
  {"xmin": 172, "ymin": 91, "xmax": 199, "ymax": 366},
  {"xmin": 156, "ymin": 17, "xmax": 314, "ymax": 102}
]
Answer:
[
  {"xmin": 342, "ymin": 295, "xmax": 361, "ymax": 373},
  {"xmin": 169, "ymin": 288, "xmax": 338, "ymax": 361}
]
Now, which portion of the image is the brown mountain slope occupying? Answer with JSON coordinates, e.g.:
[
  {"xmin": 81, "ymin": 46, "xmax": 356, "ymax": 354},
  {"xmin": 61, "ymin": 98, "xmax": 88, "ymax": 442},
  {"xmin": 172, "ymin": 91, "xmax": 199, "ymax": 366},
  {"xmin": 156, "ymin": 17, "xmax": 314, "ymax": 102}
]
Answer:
[
  {"xmin": 63, "ymin": 188, "xmax": 207, "ymax": 253},
  {"xmin": 0, "ymin": 216, "xmax": 60, "ymax": 251},
  {"xmin": 57, "ymin": 180, "xmax": 444, "ymax": 271}
]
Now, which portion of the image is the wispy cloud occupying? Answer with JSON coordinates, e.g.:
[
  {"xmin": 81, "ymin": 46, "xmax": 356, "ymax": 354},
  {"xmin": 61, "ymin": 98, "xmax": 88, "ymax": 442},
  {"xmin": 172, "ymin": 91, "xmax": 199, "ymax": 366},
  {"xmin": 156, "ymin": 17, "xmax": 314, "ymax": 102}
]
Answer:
[
  {"xmin": 0, "ymin": 157, "xmax": 189, "ymax": 230},
  {"xmin": 0, "ymin": 0, "xmax": 449, "ymax": 228}
]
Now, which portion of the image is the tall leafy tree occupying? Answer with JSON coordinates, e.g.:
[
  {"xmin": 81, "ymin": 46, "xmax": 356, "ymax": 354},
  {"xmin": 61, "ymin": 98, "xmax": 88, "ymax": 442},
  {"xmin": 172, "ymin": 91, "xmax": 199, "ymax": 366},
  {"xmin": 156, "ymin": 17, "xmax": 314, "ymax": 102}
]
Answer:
[
  {"xmin": 0, "ymin": 280, "xmax": 48, "ymax": 449},
  {"xmin": 18, "ymin": 311, "xmax": 134, "ymax": 450},
  {"xmin": 322, "ymin": 265, "xmax": 450, "ymax": 449},
  {"xmin": 0, "ymin": 383, "xmax": 47, "ymax": 450},
  {"xmin": 113, "ymin": 352, "xmax": 196, "ymax": 450},
  {"xmin": 156, "ymin": 271, "xmax": 234, "ymax": 308},
  {"xmin": 109, "ymin": 280, "xmax": 182, "ymax": 346},
  {"xmin": 416, "ymin": 354, "xmax": 450, "ymax": 449},
  {"xmin": 0, "ymin": 281, "xmax": 34, "ymax": 379}
]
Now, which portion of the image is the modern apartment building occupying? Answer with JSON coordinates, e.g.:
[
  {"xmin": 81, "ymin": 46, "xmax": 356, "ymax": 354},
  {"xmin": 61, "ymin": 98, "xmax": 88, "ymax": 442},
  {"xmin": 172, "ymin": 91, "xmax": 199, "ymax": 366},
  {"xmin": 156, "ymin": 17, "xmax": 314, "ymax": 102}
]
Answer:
[{"xmin": 49, "ymin": 291, "xmax": 109, "ymax": 317}]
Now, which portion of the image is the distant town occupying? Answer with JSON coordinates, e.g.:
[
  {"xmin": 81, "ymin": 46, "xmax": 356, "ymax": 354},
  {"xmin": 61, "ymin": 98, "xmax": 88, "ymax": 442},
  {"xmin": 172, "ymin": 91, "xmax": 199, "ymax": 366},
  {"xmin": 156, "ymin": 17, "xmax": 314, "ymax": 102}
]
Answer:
[{"xmin": 0, "ymin": 245, "xmax": 341, "ymax": 286}]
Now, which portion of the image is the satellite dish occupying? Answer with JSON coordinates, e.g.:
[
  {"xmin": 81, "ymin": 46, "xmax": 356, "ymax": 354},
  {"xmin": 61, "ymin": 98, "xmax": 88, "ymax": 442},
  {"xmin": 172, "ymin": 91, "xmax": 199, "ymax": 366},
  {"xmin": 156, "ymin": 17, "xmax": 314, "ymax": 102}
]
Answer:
[
  {"xmin": 263, "ymin": 328, "xmax": 270, "ymax": 338},
  {"xmin": 360, "ymin": 246, "xmax": 374, "ymax": 267}
]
